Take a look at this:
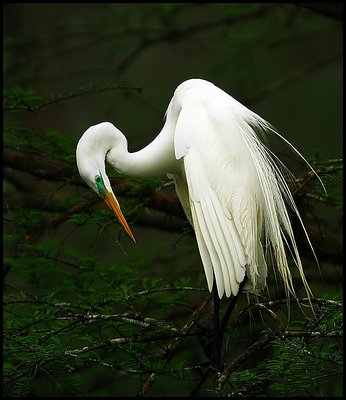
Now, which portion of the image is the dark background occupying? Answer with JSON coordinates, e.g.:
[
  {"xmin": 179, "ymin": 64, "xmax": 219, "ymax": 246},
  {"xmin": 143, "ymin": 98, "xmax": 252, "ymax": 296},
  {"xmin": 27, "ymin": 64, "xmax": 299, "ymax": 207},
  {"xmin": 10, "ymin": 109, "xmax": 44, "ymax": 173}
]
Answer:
[{"xmin": 4, "ymin": 3, "xmax": 342, "ymax": 156}]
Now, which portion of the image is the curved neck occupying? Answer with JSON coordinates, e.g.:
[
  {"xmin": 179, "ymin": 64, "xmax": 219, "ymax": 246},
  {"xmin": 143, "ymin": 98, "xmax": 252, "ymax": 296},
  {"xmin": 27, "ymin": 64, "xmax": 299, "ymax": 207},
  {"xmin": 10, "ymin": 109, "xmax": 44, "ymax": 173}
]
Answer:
[{"xmin": 107, "ymin": 127, "xmax": 180, "ymax": 178}]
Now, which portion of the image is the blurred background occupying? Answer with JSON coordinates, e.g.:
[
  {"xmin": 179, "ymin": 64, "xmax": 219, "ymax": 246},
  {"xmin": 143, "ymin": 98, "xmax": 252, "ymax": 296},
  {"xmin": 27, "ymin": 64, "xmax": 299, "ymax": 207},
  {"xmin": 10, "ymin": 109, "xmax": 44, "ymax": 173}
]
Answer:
[
  {"xmin": 4, "ymin": 3, "xmax": 342, "ymax": 155},
  {"xmin": 3, "ymin": 3, "xmax": 343, "ymax": 397}
]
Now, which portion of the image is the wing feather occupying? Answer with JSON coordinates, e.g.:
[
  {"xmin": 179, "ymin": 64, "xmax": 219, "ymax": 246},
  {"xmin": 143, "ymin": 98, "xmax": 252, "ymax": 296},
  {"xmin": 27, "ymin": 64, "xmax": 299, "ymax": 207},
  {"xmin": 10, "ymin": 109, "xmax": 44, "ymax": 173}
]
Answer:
[
  {"xmin": 174, "ymin": 95, "xmax": 250, "ymax": 297},
  {"xmin": 185, "ymin": 150, "xmax": 229, "ymax": 297},
  {"xmin": 170, "ymin": 79, "xmax": 313, "ymax": 299}
]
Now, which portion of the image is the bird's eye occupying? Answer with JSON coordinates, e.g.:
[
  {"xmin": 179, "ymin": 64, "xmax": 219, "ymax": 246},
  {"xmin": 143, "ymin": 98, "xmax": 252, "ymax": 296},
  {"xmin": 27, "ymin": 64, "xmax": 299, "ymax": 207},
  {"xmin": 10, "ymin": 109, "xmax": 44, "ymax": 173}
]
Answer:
[{"xmin": 95, "ymin": 174, "xmax": 106, "ymax": 198}]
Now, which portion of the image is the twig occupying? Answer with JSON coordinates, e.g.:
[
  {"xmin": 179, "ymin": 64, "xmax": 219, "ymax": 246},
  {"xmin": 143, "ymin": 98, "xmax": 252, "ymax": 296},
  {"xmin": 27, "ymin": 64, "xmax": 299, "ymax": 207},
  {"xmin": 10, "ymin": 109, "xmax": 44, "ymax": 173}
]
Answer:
[
  {"xmin": 252, "ymin": 297, "xmax": 342, "ymax": 308},
  {"xmin": 283, "ymin": 329, "xmax": 343, "ymax": 338},
  {"xmin": 130, "ymin": 286, "xmax": 207, "ymax": 298}
]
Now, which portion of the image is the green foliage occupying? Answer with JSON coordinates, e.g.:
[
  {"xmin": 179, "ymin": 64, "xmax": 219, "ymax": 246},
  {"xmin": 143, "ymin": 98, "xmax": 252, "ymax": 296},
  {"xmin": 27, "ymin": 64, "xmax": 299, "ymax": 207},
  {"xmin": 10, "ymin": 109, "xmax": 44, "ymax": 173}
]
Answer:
[
  {"xmin": 3, "ymin": 251, "xmax": 195, "ymax": 395},
  {"xmin": 217, "ymin": 300, "xmax": 343, "ymax": 397},
  {"xmin": 264, "ymin": 338, "xmax": 337, "ymax": 396},
  {"xmin": 3, "ymin": 88, "xmax": 42, "ymax": 110}
]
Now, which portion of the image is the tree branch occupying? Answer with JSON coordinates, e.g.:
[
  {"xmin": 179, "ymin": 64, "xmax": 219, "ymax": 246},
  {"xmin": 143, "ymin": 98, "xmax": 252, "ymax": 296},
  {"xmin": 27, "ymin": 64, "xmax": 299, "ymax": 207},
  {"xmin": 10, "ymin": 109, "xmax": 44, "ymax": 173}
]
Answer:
[
  {"xmin": 4, "ymin": 147, "xmax": 75, "ymax": 181},
  {"xmin": 139, "ymin": 294, "xmax": 213, "ymax": 396}
]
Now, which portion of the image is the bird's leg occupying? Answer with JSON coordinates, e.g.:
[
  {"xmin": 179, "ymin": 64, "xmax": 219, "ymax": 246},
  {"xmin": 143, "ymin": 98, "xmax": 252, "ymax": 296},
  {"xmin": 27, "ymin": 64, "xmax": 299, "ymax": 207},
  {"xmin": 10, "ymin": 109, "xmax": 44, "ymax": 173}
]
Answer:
[
  {"xmin": 191, "ymin": 278, "xmax": 247, "ymax": 396},
  {"xmin": 211, "ymin": 277, "xmax": 247, "ymax": 370},
  {"xmin": 220, "ymin": 276, "xmax": 247, "ymax": 338},
  {"xmin": 211, "ymin": 282, "xmax": 222, "ymax": 370}
]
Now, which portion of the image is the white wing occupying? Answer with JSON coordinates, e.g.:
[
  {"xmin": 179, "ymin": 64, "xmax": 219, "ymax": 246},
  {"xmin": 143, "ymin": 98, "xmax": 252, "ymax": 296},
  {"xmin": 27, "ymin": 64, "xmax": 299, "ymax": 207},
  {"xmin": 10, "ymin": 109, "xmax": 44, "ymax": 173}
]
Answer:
[{"xmin": 169, "ymin": 79, "xmax": 311, "ymax": 299}]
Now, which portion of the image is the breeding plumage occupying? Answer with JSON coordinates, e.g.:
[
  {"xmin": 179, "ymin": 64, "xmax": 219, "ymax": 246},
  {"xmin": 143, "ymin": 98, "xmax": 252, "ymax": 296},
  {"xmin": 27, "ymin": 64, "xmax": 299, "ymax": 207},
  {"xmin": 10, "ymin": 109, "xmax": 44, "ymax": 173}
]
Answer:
[{"xmin": 76, "ymin": 78, "xmax": 320, "ymax": 299}]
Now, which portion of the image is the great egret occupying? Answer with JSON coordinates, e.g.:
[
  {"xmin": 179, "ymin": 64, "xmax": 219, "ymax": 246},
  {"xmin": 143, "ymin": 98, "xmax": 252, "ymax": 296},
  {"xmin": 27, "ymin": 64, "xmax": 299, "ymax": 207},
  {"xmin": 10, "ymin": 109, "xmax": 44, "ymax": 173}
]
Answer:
[{"xmin": 76, "ymin": 78, "xmax": 321, "ymax": 300}]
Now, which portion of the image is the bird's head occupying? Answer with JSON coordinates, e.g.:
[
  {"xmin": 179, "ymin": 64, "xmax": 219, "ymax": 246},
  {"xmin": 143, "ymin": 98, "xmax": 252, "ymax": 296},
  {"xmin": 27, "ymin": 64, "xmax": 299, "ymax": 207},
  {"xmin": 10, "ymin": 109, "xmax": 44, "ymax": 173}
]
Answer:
[{"xmin": 76, "ymin": 123, "xmax": 136, "ymax": 242}]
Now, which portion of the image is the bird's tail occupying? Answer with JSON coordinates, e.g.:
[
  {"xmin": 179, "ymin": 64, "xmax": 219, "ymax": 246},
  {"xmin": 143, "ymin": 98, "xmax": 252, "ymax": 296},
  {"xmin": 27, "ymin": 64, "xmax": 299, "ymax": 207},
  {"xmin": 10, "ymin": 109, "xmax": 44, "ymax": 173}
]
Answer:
[{"xmin": 241, "ymin": 113, "xmax": 322, "ymax": 303}]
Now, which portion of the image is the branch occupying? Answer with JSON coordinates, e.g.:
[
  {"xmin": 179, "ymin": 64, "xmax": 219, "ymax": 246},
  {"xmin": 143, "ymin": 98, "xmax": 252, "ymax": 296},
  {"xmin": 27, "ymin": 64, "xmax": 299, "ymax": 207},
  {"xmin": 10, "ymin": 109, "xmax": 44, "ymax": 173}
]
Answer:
[
  {"xmin": 283, "ymin": 329, "xmax": 343, "ymax": 338},
  {"xmin": 139, "ymin": 294, "xmax": 213, "ymax": 396},
  {"xmin": 10, "ymin": 309, "xmax": 191, "ymax": 354},
  {"xmin": 4, "ymin": 147, "xmax": 75, "ymax": 181},
  {"xmin": 129, "ymin": 286, "xmax": 207, "ymax": 298},
  {"xmin": 247, "ymin": 297, "xmax": 343, "ymax": 309},
  {"xmin": 57, "ymin": 311, "xmax": 179, "ymax": 333},
  {"xmin": 4, "ymin": 84, "xmax": 142, "ymax": 112},
  {"xmin": 65, "ymin": 330, "xmax": 191, "ymax": 357}
]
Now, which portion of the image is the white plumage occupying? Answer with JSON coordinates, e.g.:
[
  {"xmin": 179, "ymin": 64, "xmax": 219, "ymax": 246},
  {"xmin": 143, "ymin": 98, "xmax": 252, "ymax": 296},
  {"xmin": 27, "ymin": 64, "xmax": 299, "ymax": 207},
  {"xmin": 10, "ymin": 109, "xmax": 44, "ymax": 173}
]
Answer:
[{"xmin": 76, "ymin": 78, "xmax": 319, "ymax": 299}]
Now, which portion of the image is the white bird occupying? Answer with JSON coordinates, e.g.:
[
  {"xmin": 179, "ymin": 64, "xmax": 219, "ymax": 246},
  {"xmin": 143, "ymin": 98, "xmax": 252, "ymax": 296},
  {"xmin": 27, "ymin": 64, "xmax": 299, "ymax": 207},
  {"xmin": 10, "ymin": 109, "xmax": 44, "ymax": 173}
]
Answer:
[{"xmin": 76, "ymin": 78, "xmax": 321, "ymax": 300}]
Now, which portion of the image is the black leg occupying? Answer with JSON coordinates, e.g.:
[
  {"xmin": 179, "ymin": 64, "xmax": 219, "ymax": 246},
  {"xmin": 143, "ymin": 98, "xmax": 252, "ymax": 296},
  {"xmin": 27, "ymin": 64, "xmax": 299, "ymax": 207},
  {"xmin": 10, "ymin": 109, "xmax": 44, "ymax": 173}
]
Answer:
[
  {"xmin": 191, "ymin": 278, "xmax": 247, "ymax": 396},
  {"xmin": 220, "ymin": 277, "xmax": 247, "ymax": 337},
  {"xmin": 211, "ymin": 282, "xmax": 222, "ymax": 369}
]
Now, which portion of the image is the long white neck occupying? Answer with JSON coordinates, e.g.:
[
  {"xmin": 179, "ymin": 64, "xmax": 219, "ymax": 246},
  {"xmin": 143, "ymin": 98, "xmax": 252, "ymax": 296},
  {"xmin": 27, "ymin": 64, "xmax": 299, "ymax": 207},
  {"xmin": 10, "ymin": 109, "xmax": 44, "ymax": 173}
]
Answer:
[{"xmin": 107, "ymin": 122, "xmax": 181, "ymax": 178}]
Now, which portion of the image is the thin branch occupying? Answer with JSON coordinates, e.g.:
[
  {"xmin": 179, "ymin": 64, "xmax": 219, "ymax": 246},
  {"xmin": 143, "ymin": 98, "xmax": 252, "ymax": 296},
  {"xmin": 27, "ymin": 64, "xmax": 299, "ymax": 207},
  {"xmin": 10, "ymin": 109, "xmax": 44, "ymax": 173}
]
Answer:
[
  {"xmin": 4, "ymin": 84, "xmax": 142, "ymax": 113},
  {"xmin": 65, "ymin": 330, "xmax": 190, "ymax": 356},
  {"xmin": 57, "ymin": 311, "xmax": 178, "ymax": 332},
  {"xmin": 254, "ymin": 297, "xmax": 343, "ymax": 308},
  {"xmin": 130, "ymin": 286, "xmax": 207, "ymax": 298},
  {"xmin": 283, "ymin": 329, "xmax": 343, "ymax": 339}
]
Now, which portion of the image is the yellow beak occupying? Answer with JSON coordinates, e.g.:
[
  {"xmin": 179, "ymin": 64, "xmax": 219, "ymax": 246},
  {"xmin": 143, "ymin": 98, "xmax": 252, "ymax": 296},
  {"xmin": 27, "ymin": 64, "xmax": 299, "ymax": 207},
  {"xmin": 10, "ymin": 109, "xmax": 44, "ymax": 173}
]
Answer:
[{"xmin": 104, "ymin": 189, "xmax": 136, "ymax": 243}]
